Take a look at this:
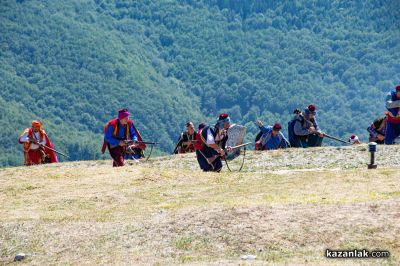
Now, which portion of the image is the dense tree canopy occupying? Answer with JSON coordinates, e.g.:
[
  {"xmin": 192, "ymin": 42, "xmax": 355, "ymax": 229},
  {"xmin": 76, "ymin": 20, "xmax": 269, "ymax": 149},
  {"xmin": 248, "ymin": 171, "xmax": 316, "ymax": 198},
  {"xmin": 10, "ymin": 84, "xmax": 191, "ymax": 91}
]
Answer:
[{"xmin": 1, "ymin": 0, "xmax": 399, "ymax": 166}]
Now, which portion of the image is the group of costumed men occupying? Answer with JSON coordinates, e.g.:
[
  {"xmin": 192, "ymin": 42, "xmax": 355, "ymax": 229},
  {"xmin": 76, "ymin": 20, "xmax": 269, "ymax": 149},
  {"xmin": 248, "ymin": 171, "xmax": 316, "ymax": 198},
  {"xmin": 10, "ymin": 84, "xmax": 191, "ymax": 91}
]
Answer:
[
  {"xmin": 18, "ymin": 85, "xmax": 400, "ymax": 171},
  {"xmin": 255, "ymin": 84, "xmax": 400, "ymax": 149},
  {"xmin": 253, "ymin": 104, "xmax": 325, "ymax": 150},
  {"xmin": 99, "ymin": 111, "xmax": 235, "ymax": 170}
]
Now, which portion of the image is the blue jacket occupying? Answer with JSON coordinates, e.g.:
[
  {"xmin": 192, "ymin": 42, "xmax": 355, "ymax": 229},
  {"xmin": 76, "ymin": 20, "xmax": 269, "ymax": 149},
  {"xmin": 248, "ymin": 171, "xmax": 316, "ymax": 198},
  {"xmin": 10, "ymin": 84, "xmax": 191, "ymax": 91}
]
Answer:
[
  {"xmin": 105, "ymin": 120, "xmax": 138, "ymax": 148},
  {"xmin": 386, "ymin": 91, "xmax": 400, "ymax": 117},
  {"xmin": 259, "ymin": 125, "xmax": 288, "ymax": 150}
]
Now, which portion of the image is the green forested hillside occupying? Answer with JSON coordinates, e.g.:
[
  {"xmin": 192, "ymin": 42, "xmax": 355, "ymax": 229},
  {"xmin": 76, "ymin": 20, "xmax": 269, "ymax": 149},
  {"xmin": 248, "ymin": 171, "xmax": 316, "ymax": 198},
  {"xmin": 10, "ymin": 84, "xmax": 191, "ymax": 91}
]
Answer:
[{"xmin": 1, "ymin": 0, "xmax": 399, "ymax": 166}]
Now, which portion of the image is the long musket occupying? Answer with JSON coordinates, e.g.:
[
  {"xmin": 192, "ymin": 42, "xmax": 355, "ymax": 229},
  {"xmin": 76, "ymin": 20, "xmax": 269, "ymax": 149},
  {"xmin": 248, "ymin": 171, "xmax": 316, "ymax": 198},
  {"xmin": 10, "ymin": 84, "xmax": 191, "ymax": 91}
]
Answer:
[
  {"xmin": 206, "ymin": 142, "xmax": 251, "ymax": 164},
  {"xmin": 124, "ymin": 140, "xmax": 159, "ymax": 161},
  {"xmin": 228, "ymin": 142, "xmax": 252, "ymax": 151},
  {"xmin": 322, "ymin": 133, "xmax": 350, "ymax": 145},
  {"xmin": 172, "ymin": 135, "xmax": 182, "ymax": 154},
  {"xmin": 276, "ymin": 133, "xmax": 291, "ymax": 149},
  {"xmin": 124, "ymin": 140, "xmax": 160, "ymax": 145},
  {"xmin": 31, "ymin": 140, "xmax": 69, "ymax": 158},
  {"xmin": 181, "ymin": 140, "xmax": 196, "ymax": 146},
  {"xmin": 173, "ymin": 139, "xmax": 197, "ymax": 154}
]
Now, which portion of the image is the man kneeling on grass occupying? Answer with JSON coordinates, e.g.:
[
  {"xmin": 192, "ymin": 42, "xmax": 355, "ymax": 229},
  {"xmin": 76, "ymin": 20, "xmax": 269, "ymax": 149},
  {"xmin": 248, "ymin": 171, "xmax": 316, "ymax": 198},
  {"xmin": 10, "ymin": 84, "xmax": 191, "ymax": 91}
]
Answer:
[
  {"xmin": 19, "ymin": 120, "xmax": 58, "ymax": 166},
  {"xmin": 195, "ymin": 114, "xmax": 232, "ymax": 172},
  {"xmin": 288, "ymin": 104, "xmax": 325, "ymax": 148},
  {"xmin": 255, "ymin": 120, "xmax": 288, "ymax": 150},
  {"xmin": 101, "ymin": 109, "xmax": 139, "ymax": 167}
]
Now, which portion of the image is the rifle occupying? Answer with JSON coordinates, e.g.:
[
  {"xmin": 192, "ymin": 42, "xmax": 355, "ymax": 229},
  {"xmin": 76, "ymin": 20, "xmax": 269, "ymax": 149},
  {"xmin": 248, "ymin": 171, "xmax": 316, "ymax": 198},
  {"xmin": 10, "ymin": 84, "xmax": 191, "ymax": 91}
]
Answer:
[
  {"xmin": 124, "ymin": 140, "xmax": 159, "ymax": 161},
  {"xmin": 30, "ymin": 139, "xmax": 69, "ymax": 158},
  {"xmin": 182, "ymin": 140, "xmax": 196, "ymax": 146},
  {"xmin": 322, "ymin": 133, "xmax": 350, "ymax": 145},
  {"xmin": 232, "ymin": 142, "xmax": 252, "ymax": 149},
  {"xmin": 206, "ymin": 142, "xmax": 251, "ymax": 164},
  {"xmin": 124, "ymin": 140, "xmax": 159, "ymax": 146},
  {"xmin": 275, "ymin": 134, "xmax": 291, "ymax": 149},
  {"xmin": 172, "ymin": 135, "xmax": 182, "ymax": 154},
  {"xmin": 173, "ymin": 140, "xmax": 197, "ymax": 154}
]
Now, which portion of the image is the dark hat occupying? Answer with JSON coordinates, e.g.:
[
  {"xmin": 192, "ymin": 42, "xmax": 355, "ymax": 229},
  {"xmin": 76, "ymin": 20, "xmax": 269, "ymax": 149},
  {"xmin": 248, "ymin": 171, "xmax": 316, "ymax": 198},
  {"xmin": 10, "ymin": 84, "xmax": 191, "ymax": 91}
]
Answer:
[
  {"xmin": 273, "ymin": 123, "xmax": 282, "ymax": 130},
  {"xmin": 396, "ymin": 85, "xmax": 400, "ymax": 92}
]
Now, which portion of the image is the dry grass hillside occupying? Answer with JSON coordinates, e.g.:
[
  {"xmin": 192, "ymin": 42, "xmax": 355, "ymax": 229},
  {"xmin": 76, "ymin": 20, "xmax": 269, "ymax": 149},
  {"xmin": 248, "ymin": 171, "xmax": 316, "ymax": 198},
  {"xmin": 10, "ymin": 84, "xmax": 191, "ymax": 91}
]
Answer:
[{"xmin": 1, "ymin": 145, "xmax": 399, "ymax": 265}]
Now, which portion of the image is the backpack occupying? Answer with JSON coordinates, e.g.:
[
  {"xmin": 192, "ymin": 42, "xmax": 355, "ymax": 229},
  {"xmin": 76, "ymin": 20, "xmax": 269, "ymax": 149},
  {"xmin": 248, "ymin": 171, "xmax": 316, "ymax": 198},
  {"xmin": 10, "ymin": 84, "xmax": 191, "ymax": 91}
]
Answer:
[{"xmin": 288, "ymin": 115, "xmax": 304, "ymax": 146}]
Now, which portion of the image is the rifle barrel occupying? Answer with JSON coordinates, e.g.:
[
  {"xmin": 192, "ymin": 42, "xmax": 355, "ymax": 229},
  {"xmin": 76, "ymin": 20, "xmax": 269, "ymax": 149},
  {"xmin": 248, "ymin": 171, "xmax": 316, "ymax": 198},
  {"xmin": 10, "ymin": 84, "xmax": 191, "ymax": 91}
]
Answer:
[
  {"xmin": 323, "ymin": 134, "xmax": 349, "ymax": 144},
  {"xmin": 40, "ymin": 144, "xmax": 69, "ymax": 158},
  {"xmin": 125, "ymin": 140, "xmax": 159, "ymax": 145},
  {"xmin": 228, "ymin": 142, "xmax": 251, "ymax": 150},
  {"xmin": 138, "ymin": 141, "xmax": 159, "ymax": 145}
]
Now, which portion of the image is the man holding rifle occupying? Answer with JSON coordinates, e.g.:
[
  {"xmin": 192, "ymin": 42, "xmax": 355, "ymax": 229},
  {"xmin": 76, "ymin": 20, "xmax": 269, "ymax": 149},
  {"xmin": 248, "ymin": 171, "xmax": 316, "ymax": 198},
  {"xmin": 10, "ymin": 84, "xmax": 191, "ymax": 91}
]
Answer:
[
  {"xmin": 173, "ymin": 122, "xmax": 197, "ymax": 154},
  {"xmin": 195, "ymin": 114, "xmax": 233, "ymax": 172},
  {"xmin": 102, "ymin": 108, "xmax": 143, "ymax": 167},
  {"xmin": 18, "ymin": 120, "xmax": 58, "ymax": 166},
  {"xmin": 289, "ymin": 104, "xmax": 325, "ymax": 148}
]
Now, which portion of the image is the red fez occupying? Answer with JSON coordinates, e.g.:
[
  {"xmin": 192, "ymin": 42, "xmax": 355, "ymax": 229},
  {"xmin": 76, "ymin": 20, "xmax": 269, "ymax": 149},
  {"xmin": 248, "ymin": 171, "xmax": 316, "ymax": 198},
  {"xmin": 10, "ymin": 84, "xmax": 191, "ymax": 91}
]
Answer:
[
  {"xmin": 308, "ymin": 104, "xmax": 316, "ymax": 112},
  {"xmin": 349, "ymin": 134, "xmax": 359, "ymax": 143},
  {"xmin": 218, "ymin": 113, "xmax": 229, "ymax": 120},
  {"xmin": 273, "ymin": 123, "xmax": 282, "ymax": 130},
  {"xmin": 396, "ymin": 85, "xmax": 400, "ymax": 92}
]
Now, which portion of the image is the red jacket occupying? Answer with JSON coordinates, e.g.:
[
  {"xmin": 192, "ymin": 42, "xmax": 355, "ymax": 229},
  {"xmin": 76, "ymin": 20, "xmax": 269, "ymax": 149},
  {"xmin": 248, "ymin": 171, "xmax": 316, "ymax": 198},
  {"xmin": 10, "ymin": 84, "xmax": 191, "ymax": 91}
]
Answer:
[{"xmin": 19, "ymin": 128, "xmax": 58, "ymax": 164}]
